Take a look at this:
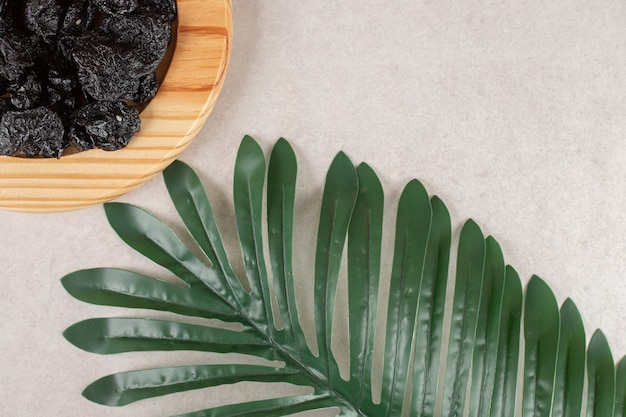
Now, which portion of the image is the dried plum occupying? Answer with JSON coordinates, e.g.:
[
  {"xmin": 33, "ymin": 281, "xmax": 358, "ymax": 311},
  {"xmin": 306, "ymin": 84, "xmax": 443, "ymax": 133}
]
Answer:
[
  {"xmin": 77, "ymin": 70, "xmax": 138, "ymax": 102},
  {"xmin": 0, "ymin": 0, "xmax": 176, "ymax": 157},
  {"xmin": 100, "ymin": 15, "xmax": 171, "ymax": 72},
  {"xmin": 0, "ymin": 32, "xmax": 34, "ymax": 67},
  {"xmin": 0, "ymin": 62, "xmax": 24, "ymax": 85},
  {"xmin": 24, "ymin": 0, "xmax": 64, "ymax": 37},
  {"xmin": 8, "ymin": 70, "xmax": 42, "ymax": 110},
  {"xmin": 92, "ymin": 0, "xmax": 138, "ymax": 16},
  {"xmin": 60, "ymin": 0, "xmax": 96, "ymax": 36},
  {"xmin": 73, "ymin": 36, "xmax": 154, "ymax": 77},
  {"xmin": 46, "ymin": 66, "xmax": 80, "ymax": 110},
  {"xmin": 0, "ymin": 99, "xmax": 11, "ymax": 122},
  {"xmin": 69, "ymin": 101, "xmax": 140, "ymax": 152},
  {"xmin": 136, "ymin": 0, "xmax": 177, "ymax": 22},
  {"xmin": 0, "ymin": 107, "xmax": 66, "ymax": 158},
  {"xmin": 136, "ymin": 73, "xmax": 158, "ymax": 103}
]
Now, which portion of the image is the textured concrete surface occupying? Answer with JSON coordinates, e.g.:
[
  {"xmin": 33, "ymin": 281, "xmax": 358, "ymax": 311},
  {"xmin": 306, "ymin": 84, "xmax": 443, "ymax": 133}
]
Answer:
[{"xmin": 1, "ymin": 1, "xmax": 625, "ymax": 416}]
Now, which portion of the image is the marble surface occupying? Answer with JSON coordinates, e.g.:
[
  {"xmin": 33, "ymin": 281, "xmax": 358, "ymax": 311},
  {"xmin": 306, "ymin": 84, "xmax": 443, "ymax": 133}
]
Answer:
[{"xmin": 1, "ymin": 1, "xmax": 625, "ymax": 416}]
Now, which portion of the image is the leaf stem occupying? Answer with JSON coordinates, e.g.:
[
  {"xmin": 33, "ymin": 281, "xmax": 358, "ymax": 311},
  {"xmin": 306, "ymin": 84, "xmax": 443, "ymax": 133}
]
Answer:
[{"xmin": 240, "ymin": 312, "xmax": 370, "ymax": 416}]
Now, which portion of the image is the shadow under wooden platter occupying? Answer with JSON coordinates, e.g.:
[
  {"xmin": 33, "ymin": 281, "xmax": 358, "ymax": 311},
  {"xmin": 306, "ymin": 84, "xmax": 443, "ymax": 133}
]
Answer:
[{"xmin": 0, "ymin": 0, "xmax": 232, "ymax": 212}]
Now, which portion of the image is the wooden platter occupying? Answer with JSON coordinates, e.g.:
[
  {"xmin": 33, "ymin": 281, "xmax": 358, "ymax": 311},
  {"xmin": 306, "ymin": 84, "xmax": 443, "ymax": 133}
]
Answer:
[{"xmin": 0, "ymin": 0, "xmax": 232, "ymax": 212}]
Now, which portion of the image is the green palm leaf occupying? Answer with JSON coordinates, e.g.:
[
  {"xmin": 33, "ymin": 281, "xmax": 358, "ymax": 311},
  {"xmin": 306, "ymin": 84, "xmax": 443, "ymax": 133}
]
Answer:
[{"xmin": 63, "ymin": 136, "xmax": 624, "ymax": 416}]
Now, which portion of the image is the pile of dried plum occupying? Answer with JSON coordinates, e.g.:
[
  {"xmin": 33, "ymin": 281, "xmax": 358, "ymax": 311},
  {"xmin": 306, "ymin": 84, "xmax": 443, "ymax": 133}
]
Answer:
[{"xmin": 0, "ymin": 0, "xmax": 176, "ymax": 157}]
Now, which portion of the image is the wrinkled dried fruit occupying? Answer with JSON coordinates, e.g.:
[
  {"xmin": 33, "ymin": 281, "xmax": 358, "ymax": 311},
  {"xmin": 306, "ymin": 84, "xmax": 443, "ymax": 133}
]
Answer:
[
  {"xmin": 69, "ymin": 101, "xmax": 140, "ymax": 152},
  {"xmin": 60, "ymin": 0, "xmax": 96, "ymax": 36},
  {"xmin": 8, "ymin": 71, "xmax": 43, "ymax": 110},
  {"xmin": 92, "ymin": 0, "xmax": 138, "ymax": 16},
  {"xmin": 0, "ymin": 107, "xmax": 66, "ymax": 158},
  {"xmin": 137, "ymin": 0, "xmax": 176, "ymax": 22},
  {"xmin": 24, "ymin": 0, "xmax": 64, "ymax": 37},
  {"xmin": 0, "ymin": 0, "xmax": 176, "ymax": 157}
]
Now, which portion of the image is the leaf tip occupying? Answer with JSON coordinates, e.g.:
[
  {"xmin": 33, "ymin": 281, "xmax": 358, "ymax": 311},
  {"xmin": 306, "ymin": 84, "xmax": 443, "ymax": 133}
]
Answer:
[
  {"xmin": 333, "ymin": 150, "xmax": 353, "ymax": 165},
  {"xmin": 355, "ymin": 162, "xmax": 382, "ymax": 188},
  {"xmin": 461, "ymin": 218, "xmax": 484, "ymax": 241},
  {"xmin": 590, "ymin": 328, "xmax": 609, "ymax": 345},
  {"xmin": 406, "ymin": 178, "xmax": 426, "ymax": 190},
  {"xmin": 464, "ymin": 218, "xmax": 480, "ymax": 229},
  {"xmin": 163, "ymin": 159, "xmax": 190, "ymax": 177},
  {"xmin": 525, "ymin": 275, "xmax": 559, "ymax": 312},
  {"xmin": 528, "ymin": 274, "xmax": 546, "ymax": 287},
  {"xmin": 103, "ymin": 201, "xmax": 128, "ymax": 219},
  {"xmin": 270, "ymin": 137, "xmax": 297, "ymax": 162},
  {"xmin": 241, "ymin": 134, "xmax": 262, "ymax": 150},
  {"xmin": 561, "ymin": 297, "xmax": 577, "ymax": 309},
  {"xmin": 430, "ymin": 194, "xmax": 443, "ymax": 205},
  {"xmin": 60, "ymin": 272, "xmax": 78, "ymax": 295},
  {"xmin": 82, "ymin": 375, "xmax": 124, "ymax": 406},
  {"xmin": 276, "ymin": 136, "xmax": 290, "ymax": 146},
  {"xmin": 327, "ymin": 151, "xmax": 357, "ymax": 183}
]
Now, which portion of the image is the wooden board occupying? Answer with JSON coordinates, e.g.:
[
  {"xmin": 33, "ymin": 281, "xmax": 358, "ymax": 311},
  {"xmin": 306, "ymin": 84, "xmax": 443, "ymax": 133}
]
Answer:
[{"xmin": 0, "ymin": 0, "xmax": 232, "ymax": 212}]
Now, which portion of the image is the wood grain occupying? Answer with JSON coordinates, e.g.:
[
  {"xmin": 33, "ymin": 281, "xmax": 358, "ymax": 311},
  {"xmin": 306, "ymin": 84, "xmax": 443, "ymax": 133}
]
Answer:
[{"xmin": 0, "ymin": 0, "xmax": 232, "ymax": 212}]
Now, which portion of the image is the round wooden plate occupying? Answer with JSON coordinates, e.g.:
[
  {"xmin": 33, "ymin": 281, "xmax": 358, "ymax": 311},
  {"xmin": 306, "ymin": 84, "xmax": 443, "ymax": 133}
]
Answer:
[{"xmin": 0, "ymin": 0, "xmax": 232, "ymax": 212}]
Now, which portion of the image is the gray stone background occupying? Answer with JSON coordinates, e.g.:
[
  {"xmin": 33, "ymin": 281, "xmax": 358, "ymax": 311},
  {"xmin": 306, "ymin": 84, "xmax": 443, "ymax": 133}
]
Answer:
[{"xmin": 1, "ymin": 1, "xmax": 625, "ymax": 415}]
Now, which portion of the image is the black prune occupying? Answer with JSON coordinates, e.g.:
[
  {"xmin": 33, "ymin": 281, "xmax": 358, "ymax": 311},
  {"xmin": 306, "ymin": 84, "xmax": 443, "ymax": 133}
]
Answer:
[
  {"xmin": 24, "ymin": 0, "xmax": 64, "ymax": 37},
  {"xmin": 73, "ymin": 37, "xmax": 152, "ymax": 77},
  {"xmin": 92, "ymin": 0, "xmax": 138, "ymax": 16},
  {"xmin": 0, "ymin": 62, "xmax": 25, "ymax": 85},
  {"xmin": 136, "ymin": 73, "xmax": 158, "ymax": 103},
  {"xmin": 0, "ymin": 114, "xmax": 18, "ymax": 156},
  {"xmin": 46, "ymin": 66, "xmax": 79, "ymax": 109},
  {"xmin": 8, "ymin": 70, "xmax": 43, "ymax": 110},
  {"xmin": 0, "ymin": 98, "xmax": 11, "ymax": 118},
  {"xmin": 0, "ymin": 107, "xmax": 66, "ymax": 157},
  {"xmin": 48, "ymin": 67, "xmax": 77, "ymax": 95},
  {"xmin": 73, "ymin": 37, "xmax": 160, "ymax": 101},
  {"xmin": 0, "ymin": 32, "xmax": 34, "ymax": 67},
  {"xmin": 100, "ymin": 15, "xmax": 172, "ymax": 73},
  {"xmin": 69, "ymin": 101, "xmax": 140, "ymax": 151},
  {"xmin": 136, "ymin": 0, "xmax": 177, "ymax": 22},
  {"xmin": 57, "ymin": 35, "xmax": 78, "ymax": 62},
  {"xmin": 76, "ymin": 69, "xmax": 140, "ymax": 101},
  {"xmin": 60, "ymin": 0, "xmax": 96, "ymax": 36}
]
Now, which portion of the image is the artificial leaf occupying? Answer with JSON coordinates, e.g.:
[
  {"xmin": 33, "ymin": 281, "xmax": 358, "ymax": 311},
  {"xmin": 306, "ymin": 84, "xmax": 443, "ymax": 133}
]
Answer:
[{"xmin": 64, "ymin": 136, "xmax": 624, "ymax": 416}]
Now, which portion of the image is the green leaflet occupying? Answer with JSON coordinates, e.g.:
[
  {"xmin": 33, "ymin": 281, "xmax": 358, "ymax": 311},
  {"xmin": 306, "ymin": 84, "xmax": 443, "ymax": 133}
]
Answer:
[
  {"xmin": 83, "ymin": 364, "xmax": 305, "ymax": 406},
  {"xmin": 380, "ymin": 179, "xmax": 432, "ymax": 417},
  {"xmin": 163, "ymin": 159, "xmax": 246, "ymax": 312},
  {"xmin": 586, "ymin": 330, "xmax": 615, "ymax": 417},
  {"xmin": 441, "ymin": 219, "xmax": 485, "ymax": 417},
  {"xmin": 234, "ymin": 136, "xmax": 273, "ymax": 333},
  {"xmin": 63, "ymin": 136, "xmax": 624, "ymax": 417},
  {"xmin": 523, "ymin": 276, "xmax": 560, "ymax": 417},
  {"xmin": 488, "ymin": 265, "xmax": 522, "ymax": 417},
  {"xmin": 64, "ymin": 318, "xmax": 279, "ymax": 360},
  {"xmin": 346, "ymin": 163, "xmax": 384, "ymax": 409},
  {"xmin": 468, "ymin": 236, "xmax": 506, "ymax": 417},
  {"xmin": 553, "ymin": 298, "xmax": 585, "ymax": 417},
  {"xmin": 61, "ymin": 268, "xmax": 236, "ymax": 322},
  {"xmin": 409, "ymin": 196, "xmax": 451, "ymax": 417},
  {"xmin": 266, "ymin": 138, "xmax": 309, "ymax": 354},
  {"xmin": 313, "ymin": 151, "xmax": 359, "ymax": 386}
]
